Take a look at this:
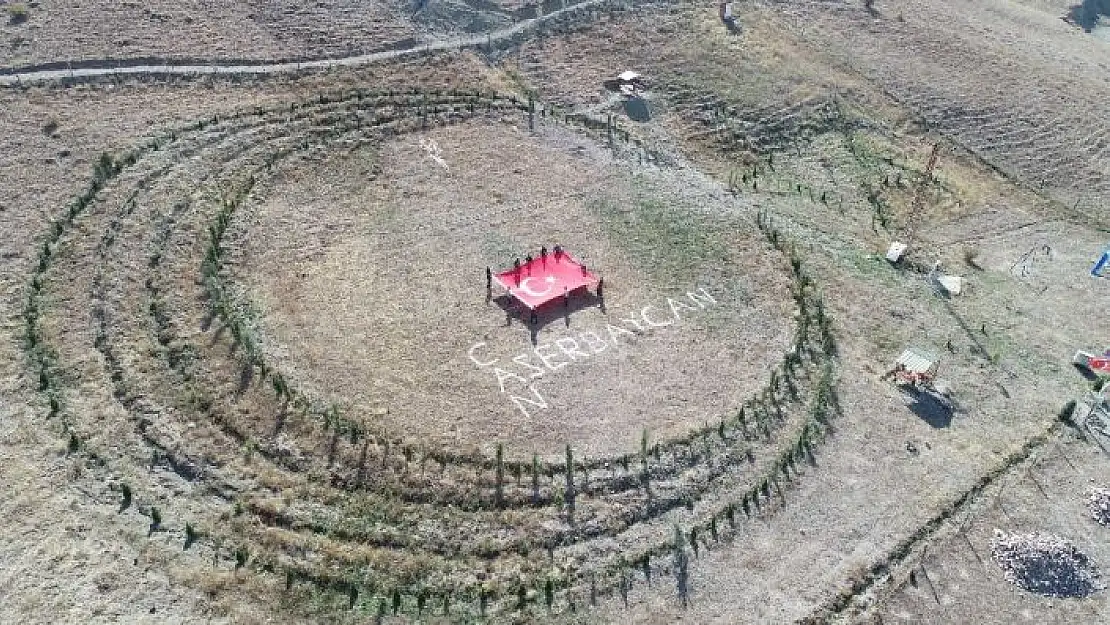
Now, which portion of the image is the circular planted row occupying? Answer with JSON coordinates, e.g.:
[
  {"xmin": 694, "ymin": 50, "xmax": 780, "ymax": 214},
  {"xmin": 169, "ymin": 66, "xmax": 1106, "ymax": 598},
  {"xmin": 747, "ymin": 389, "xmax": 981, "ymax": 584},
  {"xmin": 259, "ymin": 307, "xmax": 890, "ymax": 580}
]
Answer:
[{"xmin": 25, "ymin": 86, "xmax": 841, "ymax": 619}]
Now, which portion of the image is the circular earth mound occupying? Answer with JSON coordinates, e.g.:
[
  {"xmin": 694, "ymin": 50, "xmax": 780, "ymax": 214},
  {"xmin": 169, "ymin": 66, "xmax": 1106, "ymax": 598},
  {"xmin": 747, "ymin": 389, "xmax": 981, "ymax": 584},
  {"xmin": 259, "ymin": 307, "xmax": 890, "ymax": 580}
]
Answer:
[{"xmin": 228, "ymin": 119, "xmax": 795, "ymax": 458}]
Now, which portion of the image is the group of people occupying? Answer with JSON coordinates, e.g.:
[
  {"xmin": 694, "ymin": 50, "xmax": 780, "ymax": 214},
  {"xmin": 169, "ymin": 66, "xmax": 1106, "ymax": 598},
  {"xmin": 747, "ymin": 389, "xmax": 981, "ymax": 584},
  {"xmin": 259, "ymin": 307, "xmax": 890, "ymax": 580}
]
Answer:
[
  {"xmin": 483, "ymin": 244, "xmax": 605, "ymax": 325},
  {"xmin": 485, "ymin": 245, "xmax": 568, "ymax": 289},
  {"xmin": 520, "ymin": 244, "xmax": 565, "ymax": 270}
]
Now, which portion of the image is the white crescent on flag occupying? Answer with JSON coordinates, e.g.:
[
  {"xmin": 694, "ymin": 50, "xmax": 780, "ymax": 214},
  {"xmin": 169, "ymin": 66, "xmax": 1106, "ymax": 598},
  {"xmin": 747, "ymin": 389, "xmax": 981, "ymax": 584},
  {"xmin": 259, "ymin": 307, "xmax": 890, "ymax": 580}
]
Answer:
[{"xmin": 518, "ymin": 275, "xmax": 558, "ymax": 297}]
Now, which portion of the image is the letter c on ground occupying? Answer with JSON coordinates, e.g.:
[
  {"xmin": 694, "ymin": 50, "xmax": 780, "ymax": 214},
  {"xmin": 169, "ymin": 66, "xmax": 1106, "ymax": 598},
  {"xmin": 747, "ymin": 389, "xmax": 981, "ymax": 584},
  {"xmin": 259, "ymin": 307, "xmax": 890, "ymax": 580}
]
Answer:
[{"xmin": 468, "ymin": 342, "xmax": 498, "ymax": 367}]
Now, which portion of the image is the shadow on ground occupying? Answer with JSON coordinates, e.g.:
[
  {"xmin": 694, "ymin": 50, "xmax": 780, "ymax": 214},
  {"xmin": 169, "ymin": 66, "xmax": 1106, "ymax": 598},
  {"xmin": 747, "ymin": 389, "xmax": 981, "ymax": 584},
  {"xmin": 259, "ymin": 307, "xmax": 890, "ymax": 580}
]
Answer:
[
  {"xmin": 490, "ymin": 288, "xmax": 605, "ymax": 343},
  {"xmin": 902, "ymin": 387, "xmax": 955, "ymax": 428}
]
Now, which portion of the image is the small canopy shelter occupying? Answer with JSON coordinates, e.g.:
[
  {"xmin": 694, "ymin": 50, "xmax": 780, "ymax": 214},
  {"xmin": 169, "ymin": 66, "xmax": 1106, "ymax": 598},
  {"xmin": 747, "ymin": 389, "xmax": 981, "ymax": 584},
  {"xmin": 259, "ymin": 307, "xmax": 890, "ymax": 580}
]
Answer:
[
  {"xmin": 1087, "ymin": 350, "xmax": 1110, "ymax": 376},
  {"xmin": 1074, "ymin": 350, "xmax": 1110, "ymax": 376},
  {"xmin": 1091, "ymin": 356, "xmax": 1110, "ymax": 376},
  {"xmin": 617, "ymin": 71, "xmax": 642, "ymax": 83},
  {"xmin": 928, "ymin": 262, "xmax": 963, "ymax": 296},
  {"xmin": 719, "ymin": 2, "xmax": 734, "ymax": 21},
  {"xmin": 493, "ymin": 249, "xmax": 599, "ymax": 310},
  {"xmin": 603, "ymin": 71, "xmax": 647, "ymax": 94},
  {"xmin": 884, "ymin": 348, "xmax": 940, "ymax": 388}
]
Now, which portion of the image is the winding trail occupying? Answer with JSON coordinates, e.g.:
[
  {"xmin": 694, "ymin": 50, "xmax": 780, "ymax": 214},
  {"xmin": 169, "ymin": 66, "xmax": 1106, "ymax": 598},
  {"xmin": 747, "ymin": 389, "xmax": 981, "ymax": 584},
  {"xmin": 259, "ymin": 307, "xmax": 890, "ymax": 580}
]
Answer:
[{"xmin": 0, "ymin": 0, "xmax": 626, "ymax": 87}]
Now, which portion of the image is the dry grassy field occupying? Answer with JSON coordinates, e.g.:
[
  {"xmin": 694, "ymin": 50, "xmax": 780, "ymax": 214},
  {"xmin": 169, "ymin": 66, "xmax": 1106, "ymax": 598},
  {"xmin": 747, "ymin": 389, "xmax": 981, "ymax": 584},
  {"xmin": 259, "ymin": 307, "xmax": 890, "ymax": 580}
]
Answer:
[{"xmin": 1, "ymin": 0, "xmax": 1109, "ymax": 624}]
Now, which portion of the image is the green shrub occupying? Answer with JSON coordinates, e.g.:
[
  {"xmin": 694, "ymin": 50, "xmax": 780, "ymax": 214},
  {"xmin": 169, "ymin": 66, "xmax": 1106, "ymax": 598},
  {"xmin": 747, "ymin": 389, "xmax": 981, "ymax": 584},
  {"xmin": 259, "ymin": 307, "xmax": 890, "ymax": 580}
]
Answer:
[
  {"xmin": 673, "ymin": 525, "xmax": 689, "ymax": 607},
  {"xmin": 184, "ymin": 522, "xmax": 198, "ymax": 549},
  {"xmin": 531, "ymin": 453, "xmax": 540, "ymax": 505},
  {"xmin": 963, "ymin": 247, "xmax": 983, "ymax": 270},
  {"xmin": 495, "ymin": 443, "xmax": 504, "ymax": 508},
  {"xmin": 7, "ymin": 4, "xmax": 28, "ymax": 25},
  {"xmin": 565, "ymin": 444, "xmax": 576, "ymax": 517},
  {"xmin": 1058, "ymin": 399, "xmax": 1078, "ymax": 425}
]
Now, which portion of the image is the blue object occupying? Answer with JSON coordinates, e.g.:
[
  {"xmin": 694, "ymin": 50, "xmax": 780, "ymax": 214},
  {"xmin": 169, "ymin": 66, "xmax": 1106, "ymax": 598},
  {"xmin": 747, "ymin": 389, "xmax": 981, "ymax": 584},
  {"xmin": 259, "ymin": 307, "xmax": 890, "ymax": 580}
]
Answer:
[{"xmin": 1093, "ymin": 252, "xmax": 1109, "ymax": 278}]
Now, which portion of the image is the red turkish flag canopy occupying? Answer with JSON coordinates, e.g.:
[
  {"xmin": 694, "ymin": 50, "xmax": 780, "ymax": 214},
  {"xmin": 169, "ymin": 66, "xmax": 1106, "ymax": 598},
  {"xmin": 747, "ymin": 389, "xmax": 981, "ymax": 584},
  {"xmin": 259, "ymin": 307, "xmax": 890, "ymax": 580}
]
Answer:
[{"xmin": 493, "ymin": 250, "xmax": 598, "ymax": 310}]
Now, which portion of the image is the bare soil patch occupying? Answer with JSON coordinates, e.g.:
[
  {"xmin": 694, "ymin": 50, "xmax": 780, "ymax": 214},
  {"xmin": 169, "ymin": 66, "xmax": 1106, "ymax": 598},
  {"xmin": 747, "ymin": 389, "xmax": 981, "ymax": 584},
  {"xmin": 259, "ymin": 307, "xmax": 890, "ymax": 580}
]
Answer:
[{"xmin": 232, "ymin": 119, "xmax": 794, "ymax": 458}]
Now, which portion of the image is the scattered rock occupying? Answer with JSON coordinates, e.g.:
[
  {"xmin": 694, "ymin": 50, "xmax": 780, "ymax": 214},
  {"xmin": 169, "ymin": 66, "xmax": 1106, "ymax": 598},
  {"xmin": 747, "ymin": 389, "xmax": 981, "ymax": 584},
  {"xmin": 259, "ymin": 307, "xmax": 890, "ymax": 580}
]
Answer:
[
  {"xmin": 991, "ymin": 530, "xmax": 1103, "ymax": 598},
  {"xmin": 1088, "ymin": 488, "xmax": 1110, "ymax": 526}
]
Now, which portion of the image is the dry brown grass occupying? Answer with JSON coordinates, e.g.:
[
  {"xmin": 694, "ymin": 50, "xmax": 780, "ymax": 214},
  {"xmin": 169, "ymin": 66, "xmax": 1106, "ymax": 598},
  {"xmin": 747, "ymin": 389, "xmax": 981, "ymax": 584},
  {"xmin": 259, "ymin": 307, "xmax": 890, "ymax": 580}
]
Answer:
[
  {"xmin": 1, "ymin": 1, "xmax": 1109, "ymax": 623},
  {"xmin": 0, "ymin": 0, "xmax": 414, "ymax": 67},
  {"xmin": 232, "ymin": 119, "xmax": 793, "ymax": 458}
]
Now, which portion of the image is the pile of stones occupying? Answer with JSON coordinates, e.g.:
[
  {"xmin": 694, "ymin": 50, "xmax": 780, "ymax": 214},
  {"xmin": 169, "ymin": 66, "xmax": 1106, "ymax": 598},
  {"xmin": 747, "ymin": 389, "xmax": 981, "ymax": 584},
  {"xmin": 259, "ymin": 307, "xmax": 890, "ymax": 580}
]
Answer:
[
  {"xmin": 1088, "ymin": 488, "xmax": 1110, "ymax": 526},
  {"xmin": 991, "ymin": 530, "xmax": 1102, "ymax": 598}
]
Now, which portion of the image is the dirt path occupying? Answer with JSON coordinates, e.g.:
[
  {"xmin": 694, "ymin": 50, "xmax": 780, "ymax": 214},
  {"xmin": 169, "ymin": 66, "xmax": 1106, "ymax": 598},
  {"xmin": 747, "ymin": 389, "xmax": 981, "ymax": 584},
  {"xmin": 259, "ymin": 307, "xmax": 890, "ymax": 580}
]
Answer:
[{"xmin": 0, "ymin": 0, "xmax": 627, "ymax": 87}]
